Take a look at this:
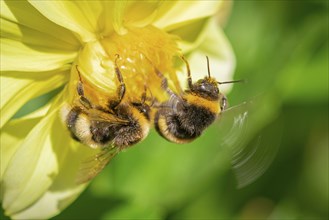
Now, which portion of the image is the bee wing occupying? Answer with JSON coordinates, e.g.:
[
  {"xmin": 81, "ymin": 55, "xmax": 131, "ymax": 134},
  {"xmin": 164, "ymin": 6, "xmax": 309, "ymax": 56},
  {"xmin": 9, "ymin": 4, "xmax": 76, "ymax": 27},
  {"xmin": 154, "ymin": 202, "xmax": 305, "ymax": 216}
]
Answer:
[
  {"xmin": 76, "ymin": 146, "xmax": 120, "ymax": 184},
  {"xmin": 160, "ymin": 94, "xmax": 185, "ymax": 113},
  {"xmin": 216, "ymin": 101, "xmax": 281, "ymax": 188},
  {"xmin": 88, "ymin": 108, "xmax": 129, "ymax": 125}
]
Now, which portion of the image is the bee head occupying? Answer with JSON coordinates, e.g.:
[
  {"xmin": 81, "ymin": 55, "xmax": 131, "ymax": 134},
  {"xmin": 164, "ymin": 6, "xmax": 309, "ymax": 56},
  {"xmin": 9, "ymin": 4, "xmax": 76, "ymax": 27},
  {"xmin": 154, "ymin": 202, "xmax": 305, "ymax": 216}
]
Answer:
[
  {"xmin": 187, "ymin": 56, "xmax": 220, "ymax": 101},
  {"xmin": 189, "ymin": 56, "xmax": 244, "ymax": 101},
  {"xmin": 191, "ymin": 77, "xmax": 220, "ymax": 101}
]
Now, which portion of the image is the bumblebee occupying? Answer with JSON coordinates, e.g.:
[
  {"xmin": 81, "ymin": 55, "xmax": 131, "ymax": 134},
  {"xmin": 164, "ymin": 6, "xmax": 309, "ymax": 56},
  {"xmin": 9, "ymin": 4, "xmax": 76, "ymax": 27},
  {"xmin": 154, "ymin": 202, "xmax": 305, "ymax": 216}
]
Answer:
[
  {"xmin": 61, "ymin": 55, "xmax": 151, "ymax": 183},
  {"xmin": 153, "ymin": 56, "xmax": 243, "ymax": 144}
]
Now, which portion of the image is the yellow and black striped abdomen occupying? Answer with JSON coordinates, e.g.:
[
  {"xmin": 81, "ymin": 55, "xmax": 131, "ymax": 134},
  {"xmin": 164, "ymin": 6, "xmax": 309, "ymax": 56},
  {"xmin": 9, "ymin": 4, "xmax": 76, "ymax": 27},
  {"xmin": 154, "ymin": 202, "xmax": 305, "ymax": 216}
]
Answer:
[{"xmin": 154, "ymin": 94, "xmax": 219, "ymax": 144}]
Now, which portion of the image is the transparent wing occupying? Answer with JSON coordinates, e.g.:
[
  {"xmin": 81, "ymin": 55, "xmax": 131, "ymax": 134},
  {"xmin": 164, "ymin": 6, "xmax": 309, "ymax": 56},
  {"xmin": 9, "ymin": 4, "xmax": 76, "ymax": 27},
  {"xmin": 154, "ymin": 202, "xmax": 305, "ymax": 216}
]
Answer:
[
  {"xmin": 88, "ymin": 108, "xmax": 129, "ymax": 124},
  {"xmin": 216, "ymin": 101, "xmax": 281, "ymax": 188},
  {"xmin": 76, "ymin": 146, "xmax": 120, "ymax": 184},
  {"xmin": 158, "ymin": 93, "xmax": 185, "ymax": 113}
]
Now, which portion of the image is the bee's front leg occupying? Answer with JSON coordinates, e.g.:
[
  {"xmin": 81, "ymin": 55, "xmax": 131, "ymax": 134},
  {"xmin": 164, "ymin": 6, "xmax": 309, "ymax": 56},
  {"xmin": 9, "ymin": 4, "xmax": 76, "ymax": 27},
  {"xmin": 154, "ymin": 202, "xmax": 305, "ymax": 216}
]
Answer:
[
  {"xmin": 75, "ymin": 65, "xmax": 92, "ymax": 109},
  {"xmin": 109, "ymin": 54, "xmax": 126, "ymax": 109}
]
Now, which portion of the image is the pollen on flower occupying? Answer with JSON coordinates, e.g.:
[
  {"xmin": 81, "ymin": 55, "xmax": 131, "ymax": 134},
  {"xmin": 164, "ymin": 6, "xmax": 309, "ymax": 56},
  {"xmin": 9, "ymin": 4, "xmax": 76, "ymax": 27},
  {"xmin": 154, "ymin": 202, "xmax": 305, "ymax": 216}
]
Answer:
[{"xmin": 68, "ymin": 25, "xmax": 182, "ymax": 105}]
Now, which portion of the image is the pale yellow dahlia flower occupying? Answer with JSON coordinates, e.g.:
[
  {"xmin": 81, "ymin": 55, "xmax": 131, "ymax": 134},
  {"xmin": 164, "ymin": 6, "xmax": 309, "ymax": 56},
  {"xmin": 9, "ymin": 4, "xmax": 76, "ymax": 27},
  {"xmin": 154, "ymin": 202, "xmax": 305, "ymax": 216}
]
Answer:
[{"xmin": 0, "ymin": 1, "xmax": 235, "ymax": 219}]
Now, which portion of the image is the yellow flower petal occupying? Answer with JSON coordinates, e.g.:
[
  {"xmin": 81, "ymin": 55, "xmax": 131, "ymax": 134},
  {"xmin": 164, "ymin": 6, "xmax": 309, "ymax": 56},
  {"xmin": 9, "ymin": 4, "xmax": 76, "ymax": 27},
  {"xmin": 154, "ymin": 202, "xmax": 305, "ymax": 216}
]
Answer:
[
  {"xmin": 2, "ymin": 104, "xmax": 61, "ymax": 215},
  {"xmin": 154, "ymin": 1, "xmax": 223, "ymax": 31},
  {"xmin": 0, "ymin": 18, "xmax": 79, "ymax": 51},
  {"xmin": 112, "ymin": 1, "xmax": 160, "ymax": 34},
  {"xmin": 0, "ymin": 68, "xmax": 68, "ymax": 128},
  {"xmin": 0, "ymin": 117, "xmax": 43, "ymax": 185},
  {"xmin": 74, "ymin": 41, "xmax": 117, "ymax": 95},
  {"xmin": 10, "ymin": 183, "xmax": 87, "ymax": 220},
  {"xmin": 0, "ymin": 38, "xmax": 77, "ymax": 72},
  {"xmin": 112, "ymin": 1, "xmax": 128, "ymax": 35},
  {"xmin": 0, "ymin": 1, "xmax": 79, "ymax": 47},
  {"xmin": 29, "ymin": 1, "xmax": 103, "ymax": 42},
  {"xmin": 9, "ymin": 141, "xmax": 93, "ymax": 220},
  {"xmin": 2, "ymin": 97, "xmax": 97, "ymax": 219},
  {"xmin": 171, "ymin": 18, "xmax": 208, "ymax": 53}
]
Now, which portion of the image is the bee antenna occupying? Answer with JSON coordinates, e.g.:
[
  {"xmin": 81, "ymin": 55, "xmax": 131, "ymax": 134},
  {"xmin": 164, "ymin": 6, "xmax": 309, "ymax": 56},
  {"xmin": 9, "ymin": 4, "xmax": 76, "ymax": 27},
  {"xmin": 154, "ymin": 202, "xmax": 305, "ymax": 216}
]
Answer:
[
  {"xmin": 206, "ymin": 56, "xmax": 211, "ymax": 78},
  {"xmin": 217, "ymin": 79, "xmax": 246, "ymax": 85}
]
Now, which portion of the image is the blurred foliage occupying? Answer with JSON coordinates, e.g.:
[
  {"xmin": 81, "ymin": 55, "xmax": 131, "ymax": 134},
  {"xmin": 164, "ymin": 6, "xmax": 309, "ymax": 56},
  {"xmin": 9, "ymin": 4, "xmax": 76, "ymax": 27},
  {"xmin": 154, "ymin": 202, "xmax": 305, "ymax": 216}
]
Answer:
[
  {"xmin": 52, "ymin": 1, "xmax": 327, "ymax": 220},
  {"xmin": 1, "ymin": 1, "xmax": 327, "ymax": 220}
]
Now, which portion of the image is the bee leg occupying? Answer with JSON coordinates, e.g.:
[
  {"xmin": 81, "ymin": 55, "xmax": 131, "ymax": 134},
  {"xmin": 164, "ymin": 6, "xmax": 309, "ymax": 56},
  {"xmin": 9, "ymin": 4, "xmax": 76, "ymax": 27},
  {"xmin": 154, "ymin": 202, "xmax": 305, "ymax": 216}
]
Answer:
[
  {"xmin": 142, "ymin": 85, "xmax": 158, "ymax": 107},
  {"xmin": 114, "ymin": 54, "xmax": 126, "ymax": 102},
  {"xmin": 109, "ymin": 54, "xmax": 126, "ymax": 109},
  {"xmin": 75, "ymin": 65, "xmax": 92, "ymax": 109},
  {"xmin": 141, "ymin": 53, "xmax": 176, "ymax": 97},
  {"xmin": 152, "ymin": 65, "xmax": 177, "ymax": 98},
  {"xmin": 180, "ymin": 56, "xmax": 193, "ymax": 89}
]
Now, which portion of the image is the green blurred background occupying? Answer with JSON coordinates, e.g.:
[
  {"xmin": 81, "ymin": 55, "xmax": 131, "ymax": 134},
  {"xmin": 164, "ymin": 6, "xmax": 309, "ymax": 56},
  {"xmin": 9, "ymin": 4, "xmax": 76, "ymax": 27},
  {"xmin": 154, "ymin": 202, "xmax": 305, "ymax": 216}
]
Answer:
[
  {"xmin": 2, "ymin": 1, "xmax": 327, "ymax": 220},
  {"xmin": 54, "ymin": 1, "xmax": 328, "ymax": 220}
]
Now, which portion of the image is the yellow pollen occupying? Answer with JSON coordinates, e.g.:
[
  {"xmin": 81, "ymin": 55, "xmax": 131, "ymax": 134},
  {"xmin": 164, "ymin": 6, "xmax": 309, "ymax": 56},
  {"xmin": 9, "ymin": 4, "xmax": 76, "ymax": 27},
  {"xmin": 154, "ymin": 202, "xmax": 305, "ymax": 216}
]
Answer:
[{"xmin": 70, "ymin": 25, "xmax": 182, "ymax": 106}]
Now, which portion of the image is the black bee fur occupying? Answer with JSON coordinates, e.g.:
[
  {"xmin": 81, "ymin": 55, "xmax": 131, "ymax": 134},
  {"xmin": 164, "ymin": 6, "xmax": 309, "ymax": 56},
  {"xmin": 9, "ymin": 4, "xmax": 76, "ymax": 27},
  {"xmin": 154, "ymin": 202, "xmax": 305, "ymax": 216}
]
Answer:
[
  {"xmin": 153, "ymin": 56, "xmax": 227, "ymax": 144},
  {"xmin": 61, "ymin": 55, "xmax": 151, "ymax": 149}
]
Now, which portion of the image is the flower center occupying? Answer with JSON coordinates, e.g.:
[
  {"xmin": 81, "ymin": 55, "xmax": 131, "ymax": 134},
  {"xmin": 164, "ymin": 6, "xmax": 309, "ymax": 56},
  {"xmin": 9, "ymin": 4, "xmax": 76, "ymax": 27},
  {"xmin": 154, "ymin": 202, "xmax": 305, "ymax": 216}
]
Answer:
[{"xmin": 69, "ymin": 25, "xmax": 181, "ymax": 105}]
